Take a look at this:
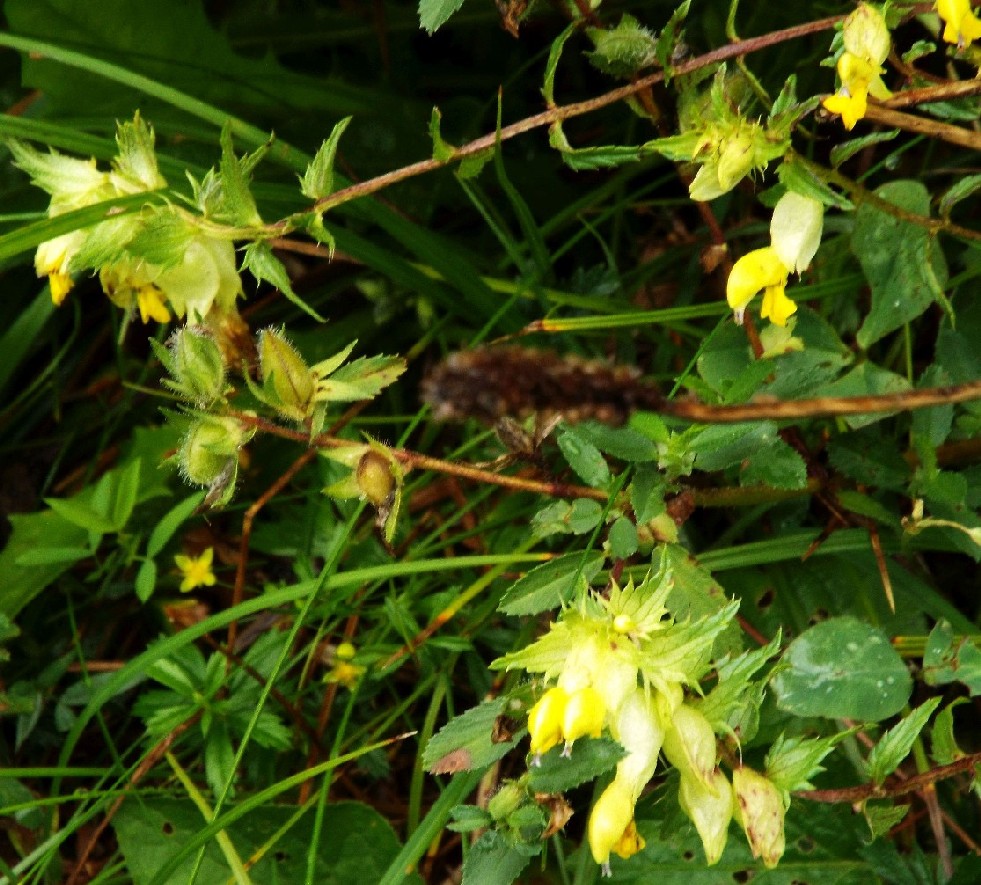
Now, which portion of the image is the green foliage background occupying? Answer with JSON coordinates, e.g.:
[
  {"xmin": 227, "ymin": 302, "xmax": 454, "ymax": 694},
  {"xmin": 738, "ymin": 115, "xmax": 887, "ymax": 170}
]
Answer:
[{"xmin": 0, "ymin": 0, "xmax": 979, "ymax": 883}]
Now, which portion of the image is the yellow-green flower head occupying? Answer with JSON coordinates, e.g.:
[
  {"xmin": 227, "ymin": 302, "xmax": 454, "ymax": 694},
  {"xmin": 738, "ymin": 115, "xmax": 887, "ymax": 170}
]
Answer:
[
  {"xmin": 588, "ymin": 777, "xmax": 641, "ymax": 870},
  {"xmin": 610, "ymin": 688, "xmax": 663, "ymax": 800},
  {"xmin": 726, "ymin": 247, "xmax": 795, "ymax": 326},
  {"xmin": 528, "ymin": 686, "xmax": 569, "ymax": 756},
  {"xmin": 661, "ymin": 703, "xmax": 718, "ymax": 788},
  {"xmin": 678, "ymin": 769, "xmax": 734, "ymax": 865},
  {"xmin": 733, "ymin": 766, "xmax": 786, "ymax": 869},
  {"xmin": 153, "ymin": 235, "xmax": 243, "ymax": 321},
  {"xmin": 938, "ymin": 0, "xmax": 981, "ymax": 46},
  {"xmin": 842, "ymin": 3, "xmax": 891, "ymax": 65},
  {"xmin": 770, "ymin": 192, "xmax": 824, "ymax": 274}
]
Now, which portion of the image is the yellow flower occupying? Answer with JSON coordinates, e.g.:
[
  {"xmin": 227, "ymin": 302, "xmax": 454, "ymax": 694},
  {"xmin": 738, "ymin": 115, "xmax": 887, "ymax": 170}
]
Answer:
[
  {"xmin": 588, "ymin": 778, "xmax": 637, "ymax": 869},
  {"xmin": 35, "ymin": 232, "xmax": 83, "ymax": 305},
  {"xmin": 938, "ymin": 0, "xmax": 981, "ymax": 46},
  {"xmin": 528, "ymin": 686, "xmax": 568, "ymax": 757},
  {"xmin": 175, "ymin": 547, "xmax": 217, "ymax": 593},
  {"xmin": 561, "ymin": 686, "xmax": 606, "ymax": 752},
  {"xmin": 726, "ymin": 247, "xmax": 793, "ymax": 325},
  {"xmin": 823, "ymin": 4, "xmax": 892, "ymax": 129},
  {"xmin": 137, "ymin": 285, "xmax": 171, "ymax": 324}
]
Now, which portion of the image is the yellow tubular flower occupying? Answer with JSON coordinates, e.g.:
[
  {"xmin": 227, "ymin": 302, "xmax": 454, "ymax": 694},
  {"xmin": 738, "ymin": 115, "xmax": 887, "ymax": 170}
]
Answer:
[
  {"xmin": 726, "ymin": 247, "xmax": 790, "ymax": 323},
  {"xmin": 612, "ymin": 818, "xmax": 646, "ymax": 860},
  {"xmin": 561, "ymin": 686, "xmax": 606, "ymax": 753},
  {"xmin": 588, "ymin": 778, "xmax": 636, "ymax": 871},
  {"xmin": 679, "ymin": 769, "xmax": 734, "ymax": 865},
  {"xmin": 938, "ymin": 0, "xmax": 981, "ymax": 46},
  {"xmin": 528, "ymin": 686, "xmax": 568, "ymax": 757},
  {"xmin": 175, "ymin": 547, "xmax": 217, "ymax": 593}
]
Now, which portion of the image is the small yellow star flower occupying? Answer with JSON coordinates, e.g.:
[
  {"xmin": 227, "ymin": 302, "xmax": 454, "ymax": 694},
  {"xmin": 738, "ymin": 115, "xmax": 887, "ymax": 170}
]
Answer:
[
  {"xmin": 175, "ymin": 547, "xmax": 217, "ymax": 593},
  {"xmin": 937, "ymin": 0, "xmax": 981, "ymax": 46}
]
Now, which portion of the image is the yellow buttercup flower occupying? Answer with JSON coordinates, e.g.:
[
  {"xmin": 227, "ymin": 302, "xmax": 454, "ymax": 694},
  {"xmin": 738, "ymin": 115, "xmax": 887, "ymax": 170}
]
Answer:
[
  {"xmin": 175, "ymin": 547, "xmax": 217, "ymax": 593},
  {"xmin": 938, "ymin": 0, "xmax": 981, "ymax": 46}
]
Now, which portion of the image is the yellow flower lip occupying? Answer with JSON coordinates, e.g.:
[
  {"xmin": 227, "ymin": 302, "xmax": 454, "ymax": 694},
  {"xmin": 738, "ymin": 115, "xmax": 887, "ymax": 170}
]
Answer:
[
  {"xmin": 726, "ymin": 247, "xmax": 789, "ymax": 316},
  {"xmin": 937, "ymin": 0, "xmax": 981, "ymax": 47}
]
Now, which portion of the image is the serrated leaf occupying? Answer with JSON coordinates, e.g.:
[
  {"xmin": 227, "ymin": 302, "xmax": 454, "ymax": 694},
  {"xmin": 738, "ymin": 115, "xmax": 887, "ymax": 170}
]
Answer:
[
  {"xmin": 854, "ymin": 180, "xmax": 948, "ymax": 349},
  {"xmin": 772, "ymin": 617, "xmax": 911, "ymax": 721},
  {"xmin": 766, "ymin": 731, "xmax": 847, "ymax": 793},
  {"xmin": 418, "ymin": 0, "xmax": 467, "ymax": 34},
  {"xmin": 741, "ymin": 437, "xmax": 807, "ymax": 490},
  {"xmin": 498, "ymin": 551, "xmax": 605, "ymax": 616},
  {"xmin": 423, "ymin": 698, "xmax": 520, "ymax": 773},
  {"xmin": 528, "ymin": 737, "xmax": 625, "ymax": 793},
  {"xmin": 316, "ymin": 355, "xmax": 407, "ymax": 402},
  {"xmin": 863, "ymin": 801, "xmax": 910, "ymax": 839},
  {"xmin": 689, "ymin": 421, "xmax": 779, "ymax": 472},
  {"xmin": 572, "ymin": 421, "xmax": 658, "ymax": 462},
  {"xmin": 557, "ymin": 426, "xmax": 610, "ymax": 487},
  {"xmin": 460, "ymin": 833, "xmax": 531, "ymax": 885},
  {"xmin": 241, "ymin": 241, "xmax": 324, "ymax": 322},
  {"xmin": 218, "ymin": 124, "xmax": 262, "ymax": 227},
  {"xmin": 922, "ymin": 620, "xmax": 981, "ymax": 694},
  {"xmin": 629, "ymin": 463, "xmax": 666, "ymax": 525},
  {"xmin": 447, "ymin": 805, "xmax": 493, "ymax": 833},
  {"xmin": 568, "ymin": 498, "xmax": 604, "ymax": 535},
  {"xmin": 697, "ymin": 634, "xmax": 780, "ymax": 739},
  {"xmin": 866, "ymin": 698, "xmax": 941, "ymax": 785},
  {"xmin": 300, "ymin": 117, "xmax": 351, "ymax": 199},
  {"xmin": 586, "ymin": 15, "xmax": 657, "ymax": 78}
]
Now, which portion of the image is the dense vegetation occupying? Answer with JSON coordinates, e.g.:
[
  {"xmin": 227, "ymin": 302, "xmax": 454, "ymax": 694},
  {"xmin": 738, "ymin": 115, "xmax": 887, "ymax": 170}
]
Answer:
[{"xmin": 0, "ymin": 1, "xmax": 979, "ymax": 883}]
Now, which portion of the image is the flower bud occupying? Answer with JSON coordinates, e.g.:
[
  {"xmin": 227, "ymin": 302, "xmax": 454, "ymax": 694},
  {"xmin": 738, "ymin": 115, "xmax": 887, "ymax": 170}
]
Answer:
[
  {"xmin": 842, "ymin": 3, "xmax": 891, "ymax": 65},
  {"xmin": 168, "ymin": 327, "xmax": 226, "ymax": 405},
  {"xmin": 679, "ymin": 769, "xmax": 733, "ymax": 865},
  {"xmin": 662, "ymin": 704, "xmax": 718, "ymax": 788},
  {"xmin": 716, "ymin": 128, "xmax": 756, "ymax": 192},
  {"xmin": 487, "ymin": 782, "xmax": 526, "ymax": 821},
  {"xmin": 562, "ymin": 686, "xmax": 606, "ymax": 751},
  {"xmin": 733, "ymin": 766, "xmax": 786, "ymax": 869},
  {"xmin": 770, "ymin": 193, "xmax": 823, "ymax": 274},
  {"xmin": 179, "ymin": 416, "xmax": 252, "ymax": 487},
  {"xmin": 588, "ymin": 778, "xmax": 637, "ymax": 868},
  {"xmin": 258, "ymin": 328, "xmax": 316, "ymax": 421},
  {"xmin": 528, "ymin": 686, "xmax": 568, "ymax": 757},
  {"xmin": 356, "ymin": 450, "xmax": 395, "ymax": 505}
]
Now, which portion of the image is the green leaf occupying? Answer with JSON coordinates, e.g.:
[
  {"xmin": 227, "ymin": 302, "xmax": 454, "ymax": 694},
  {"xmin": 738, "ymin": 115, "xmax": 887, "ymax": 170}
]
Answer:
[
  {"xmin": 777, "ymin": 157, "xmax": 854, "ymax": 209},
  {"xmin": 460, "ymin": 833, "xmax": 531, "ymax": 885},
  {"xmin": 528, "ymin": 737, "xmax": 625, "ymax": 793},
  {"xmin": 922, "ymin": 620, "xmax": 981, "ymax": 694},
  {"xmin": 125, "ymin": 212, "xmax": 196, "ymax": 269},
  {"xmin": 815, "ymin": 363, "xmax": 912, "ymax": 430},
  {"xmin": 853, "ymin": 180, "xmax": 948, "ymax": 349},
  {"xmin": 689, "ymin": 421, "xmax": 779, "ymax": 472},
  {"xmin": 44, "ymin": 498, "xmax": 117, "ymax": 535},
  {"xmin": 113, "ymin": 798, "xmax": 417, "ymax": 885},
  {"xmin": 826, "ymin": 427, "xmax": 910, "ymax": 491},
  {"xmin": 498, "ymin": 551, "xmax": 605, "ymax": 616},
  {"xmin": 14, "ymin": 546, "xmax": 92, "ymax": 566},
  {"xmin": 766, "ymin": 731, "xmax": 848, "ymax": 793},
  {"xmin": 317, "ymin": 355, "xmax": 407, "ymax": 402},
  {"xmin": 241, "ymin": 241, "xmax": 324, "ymax": 322},
  {"xmin": 423, "ymin": 699, "xmax": 520, "ymax": 773},
  {"xmin": 218, "ymin": 124, "xmax": 262, "ymax": 226},
  {"xmin": 135, "ymin": 560, "xmax": 157, "ymax": 604},
  {"xmin": 863, "ymin": 801, "xmax": 910, "ymax": 839},
  {"xmin": 930, "ymin": 698, "xmax": 968, "ymax": 765},
  {"xmin": 542, "ymin": 24, "xmax": 577, "ymax": 106},
  {"xmin": 629, "ymin": 463, "xmax": 666, "ymax": 525},
  {"xmin": 771, "ymin": 617, "xmax": 911, "ymax": 721},
  {"xmin": 418, "ymin": 0, "xmax": 468, "ymax": 34},
  {"xmin": 147, "ymin": 492, "xmax": 207, "ymax": 558},
  {"xmin": 654, "ymin": 0, "xmax": 691, "ymax": 74},
  {"xmin": 866, "ymin": 698, "xmax": 941, "ymax": 785},
  {"xmin": 741, "ymin": 437, "xmax": 808, "ymax": 490},
  {"xmin": 300, "ymin": 117, "xmax": 352, "ymax": 199},
  {"xmin": 939, "ymin": 173, "xmax": 981, "ymax": 218},
  {"xmin": 572, "ymin": 421, "xmax": 659, "ymax": 462},
  {"xmin": 608, "ymin": 516, "xmax": 638, "ymax": 559},
  {"xmin": 586, "ymin": 15, "xmax": 657, "ymax": 78},
  {"xmin": 568, "ymin": 498, "xmax": 604, "ymax": 535},
  {"xmin": 830, "ymin": 130, "xmax": 900, "ymax": 168},
  {"xmin": 557, "ymin": 425, "xmax": 610, "ymax": 487}
]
